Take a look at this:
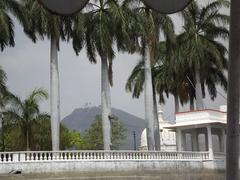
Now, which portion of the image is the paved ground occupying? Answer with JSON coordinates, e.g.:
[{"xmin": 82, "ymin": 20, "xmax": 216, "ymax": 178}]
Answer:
[
  {"xmin": 0, "ymin": 173, "xmax": 224, "ymax": 180},
  {"xmin": 0, "ymin": 175, "xmax": 175, "ymax": 180},
  {"xmin": 0, "ymin": 171, "xmax": 225, "ymax": 180}
]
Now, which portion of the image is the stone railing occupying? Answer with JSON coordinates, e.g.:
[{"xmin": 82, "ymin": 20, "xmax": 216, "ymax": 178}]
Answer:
[
  {"xmin": 0, "ymin": 151, "xmax": 210, "ymax": 163},
  {"xmin": 0, "ymin": 152, "xmax": 15, "ymax": 162},
  {"xmin": 213, "ymin": 152, "xmax": 225, "ymax": 160}
]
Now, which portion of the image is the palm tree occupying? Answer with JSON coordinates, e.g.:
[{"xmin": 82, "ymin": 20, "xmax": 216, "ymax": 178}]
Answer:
[
  {"xmin": 155, "ymin": 33, "xmax": 227, "ymax": 113},
  {"xmin": 180, "ymin": 0, "xmax": 229, "ymax": 110},
  {"xmin": 126, "ymin": 60, "xmax": 162, "ymax": 150},
  {"xmin": 21, "ymin": 0, "xmax": 68, "ymax": 150},
  {"xmin": 3, "ymin": 89, "xmax": 48, "ymax": 151},
  {"xmin": 126, "ymin": 38, "xmax": 188, "ymax": 149},
  {"xmin": 0, "ymin": 0, "xmax": 26, "ymax": 51},
  {"xmin": 154, "ymin": 38, "xmax": 189, "ymax": 114},
  {"xmin": 124, "ymin": 0, "xmax": 174, "ymax": 150},
  {"xmin": 126, "ymin": 57, "xmax": 179, "ymax": 150},
  {"xmin": 125, "ymin": 40, "xmax": 186, "ymax": 120},
  {"xmin": 178, "ymin": 41, "xmax": 228, "ymax": 111},
  {"xmin": 72, "ymin": 0, "xmax": 130, "ymax": 150},
  {"xmin": 155, "ymin": 34, "xmax": 227, "ymax": 113}
]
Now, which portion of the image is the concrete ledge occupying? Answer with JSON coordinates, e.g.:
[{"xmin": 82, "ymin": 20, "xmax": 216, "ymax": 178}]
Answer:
[{"xmin": 0, "ymin": 160, "xmax": 224, "ymax": 174}]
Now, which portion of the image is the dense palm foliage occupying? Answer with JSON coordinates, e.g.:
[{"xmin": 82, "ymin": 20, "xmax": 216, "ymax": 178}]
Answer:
[
  {"xmin": 3, "ymin": 89, "xmax": 48, "ymax": 150},
  {"xmin": 179, "ymin": 0, "xmax": 229, "ymax": 110},
  {"xmin": 72, "ymin": 0, "xmax": 130, "ymax": 150},
  {"xmin": 2, "ymin": 115, "xmax": 85, "ymax": 151},
  {"xmin": 0, "ymin": 67, "xmax": 8, "ymax": 108},
  {"xmin": 126, "ymin": 0, "xmax": 229, "ymax": 150},
  {"xmin": 0, "ymin": 0, "xmax": 26, "ymax": 51},
  {"xmin": 156, "ymin": 31, "xmax": 227, "ymax": 112},
  {"xmin": 125, "ymin": 38, "xmax": 188, "ymax": 124},
  {"xmin": 154, "ymin": 38, "xmax": 190, "ymax": 113},
  {"xmin": 0, "ymin": 67, "xmax": 9, "ymax": 151}
]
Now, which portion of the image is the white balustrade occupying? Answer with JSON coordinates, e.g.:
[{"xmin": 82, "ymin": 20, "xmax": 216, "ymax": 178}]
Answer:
[
  {"xmin": 213, "ymin": 152, "xmax": 225, "ymax": 160},
  {"xmin": 0, "ymin": 151, "xmax": 212, "ymax": 163},
  {"xmin": 0, "ymin": 152, "xmax": 15, "ymax": 162}
]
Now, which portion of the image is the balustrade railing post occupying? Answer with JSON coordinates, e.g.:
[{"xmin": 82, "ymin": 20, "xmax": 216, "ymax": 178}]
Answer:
[
  {"xmin": 12, "ymin": 153, "xmax": 18, "ymax": 162},
  {"xmin": 2, "ymin": 154, "xmax": 6, "ymax": 162},
  {"xmin": 20, "ymin": 153, "xmax": 26, "ymax": 162}
]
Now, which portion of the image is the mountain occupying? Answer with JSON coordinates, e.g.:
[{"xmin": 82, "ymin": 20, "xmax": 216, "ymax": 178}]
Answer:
[{"xmin": 61, "ymin": 106, "xmax": 145, "ymax": 150}]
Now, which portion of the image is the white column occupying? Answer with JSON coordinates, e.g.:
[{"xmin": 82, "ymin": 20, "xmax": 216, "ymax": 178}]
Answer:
[
  {"xmin": 207, "ymin": 126, "xmax": 213, "ymax": 160},
  {"xmin": 182, "ymin": 132, "xmax": 186, "ymax": 151},
  {"xmin": 221, "ymin": 129, "xmax": 226, "ymax": 153},
  {"xmin": 205, "ymin": 133, "xmax": 208, "ymax": 151},
  {"xmin": 176, "ymin": 129, "xmax": 182, "ymax": 151},
  {"xmin": 191, "ymin": 131, "xmax": 199, "ymax": 151}
]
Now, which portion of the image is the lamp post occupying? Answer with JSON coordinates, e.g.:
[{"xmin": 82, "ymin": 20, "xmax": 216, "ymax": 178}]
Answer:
[
  {"xmin": 133, "ymin": 131, "xmax": 136, "ymax": 150},
  {"xmin": 1, "ymin": 114, "xmax": 4, "ymax": 152}
]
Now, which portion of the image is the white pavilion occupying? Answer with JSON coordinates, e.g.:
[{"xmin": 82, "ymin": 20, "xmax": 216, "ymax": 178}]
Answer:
[
  {"xmin": 139, "ymin": 106, "xmax": 177, "ymax": 151},
  {"xmin": 140, "ymin": 105, "xmax": 227, "ymax": 160}
]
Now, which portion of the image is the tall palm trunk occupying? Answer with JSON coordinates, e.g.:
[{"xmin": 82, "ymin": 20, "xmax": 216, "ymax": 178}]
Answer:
[
  {"xmin": 174, "ymin": 94, "xmax": 179, "ymax": 122},
  {"xmin": 226, "ymin": 1, "xmax": 240, "ymax": 180},
  {"xmin": 174, "ymin": 94, "xmax": 179, "ymax": 113},
  {"xmin": 26, "ymin": 129, "xmax": 30, "ymax": 151},
  {"xmin": 50, "ymin": 37, "xmax": 60, "ymax": 151},
  {"xmin": 195, "ymin": 68, "xmax": 204, "ymax": 110},
  {"xmin": 153, "ymin": 86, "xmax": 160, "ymax": 150},
  {"xmin": 101, "ymin": 54, "xmax": 111, "ymax": 150},
  {"xmin": 1, "ymin": 115, "xmax": 5, "ymax": 151},
  {"xmin": 189, "ymin": 95, "xmax": 194, "ymax": 111},
  {"xmin": 144, "ymin": 45, "xmax": 155, "ymax": 150}
]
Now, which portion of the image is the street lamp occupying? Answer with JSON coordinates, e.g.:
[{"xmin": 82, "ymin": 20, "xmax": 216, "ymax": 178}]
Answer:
[
  {"xmin": 143, "ymin": 0, "xmax": 191, "ymax": 14},
  {"xmin": 37, "ymin": 0, "xmax": 89, "ymax": 15},
  {"xmin": 38, "ymin": 0, "xmax": 192, "ymax": 15}
]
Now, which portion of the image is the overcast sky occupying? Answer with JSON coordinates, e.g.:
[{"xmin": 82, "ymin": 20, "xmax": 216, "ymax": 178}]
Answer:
[{"xmin": 0, "ymin": 1, "xmax": 229, "ymax": 122}]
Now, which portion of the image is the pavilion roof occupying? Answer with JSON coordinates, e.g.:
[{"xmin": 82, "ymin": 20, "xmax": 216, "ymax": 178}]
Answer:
[{"xmin": 163, "ymin": 109, "xmax": 227, "ymax": 130}]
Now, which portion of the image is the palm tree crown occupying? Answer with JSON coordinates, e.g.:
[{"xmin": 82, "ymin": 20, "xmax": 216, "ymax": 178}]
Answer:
[{"xmin": 179, "ymin": 0, "xmax": 229, "ymax": 110}]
